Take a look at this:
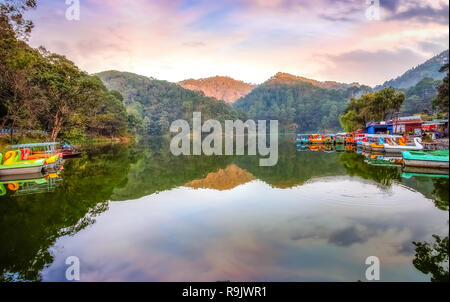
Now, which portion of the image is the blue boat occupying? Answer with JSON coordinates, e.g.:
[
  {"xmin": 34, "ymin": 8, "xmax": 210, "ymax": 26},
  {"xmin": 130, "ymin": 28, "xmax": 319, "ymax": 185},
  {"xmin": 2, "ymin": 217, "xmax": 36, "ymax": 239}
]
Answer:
[{"xmin": 296, "ymin": 134, "xmax": 310, "ymax": 144}]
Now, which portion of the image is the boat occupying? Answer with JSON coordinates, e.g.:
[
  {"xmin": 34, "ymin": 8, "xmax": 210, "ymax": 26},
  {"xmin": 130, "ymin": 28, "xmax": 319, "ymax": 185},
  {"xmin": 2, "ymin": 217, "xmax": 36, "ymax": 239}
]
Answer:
[
  {"xmin": 335, "ymin": 134, "xmax": 345, "ymax": 144},
  {"xmin": 6, "ymin": 142, "xmax": 63, "ymax": 170},
  {"xmin": 324, "ymin": 135, "xmax": 335, "ymax": 144},
  {"xmin": 344, "ymin": 134, "xmax": 355, "ymax": 145},
  {"xmin": 383, "ymin": 137, "xmax": 423, "ymax": 153},
  {"xmin": 59, "ymin": 142, "xmax": 81, "ymax": 158},
  {"xmin": 0, "ymin": 152, "xmax": 46, "ymax": 176},
  {"xmin": 402, "ymin": 150, "xmax": 449, "ymax": 169},
  {"xmin": 296, "ymin": 134, "xmax": 310, "ymax": 144},
  {"xmin": 309, "ymin": 134, "xmax": 324, "ymax": 144}
]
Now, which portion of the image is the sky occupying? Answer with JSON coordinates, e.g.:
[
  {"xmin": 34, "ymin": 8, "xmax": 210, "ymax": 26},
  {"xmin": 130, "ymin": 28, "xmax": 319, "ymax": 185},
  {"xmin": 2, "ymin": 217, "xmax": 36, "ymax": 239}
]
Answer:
[{"xmin": 26, "ymin": 0, "xmax": 449, "ymax": 86}]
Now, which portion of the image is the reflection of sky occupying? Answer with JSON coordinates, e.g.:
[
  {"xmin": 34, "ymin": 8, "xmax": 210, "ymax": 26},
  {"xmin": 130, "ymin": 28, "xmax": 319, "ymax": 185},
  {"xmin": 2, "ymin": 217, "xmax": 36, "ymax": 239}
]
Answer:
[{"xmin": 42, "ymin": 177, "xmax": 447, "ymax": 281}]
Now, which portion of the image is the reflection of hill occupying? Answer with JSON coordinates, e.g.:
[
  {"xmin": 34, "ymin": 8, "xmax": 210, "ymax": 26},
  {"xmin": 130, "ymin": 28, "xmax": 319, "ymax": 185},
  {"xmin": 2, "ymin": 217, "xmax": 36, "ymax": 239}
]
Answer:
[
  {"xmin": 185, "ymin": 164, "xmax": 254, "ymax": 190},
  {"xmin": 111, "ymin": 140, "xmax": 234, "ymax": 200},
  {"xmin": 236, "ymin": 142, "xmax": 347, "ymax": 188}
]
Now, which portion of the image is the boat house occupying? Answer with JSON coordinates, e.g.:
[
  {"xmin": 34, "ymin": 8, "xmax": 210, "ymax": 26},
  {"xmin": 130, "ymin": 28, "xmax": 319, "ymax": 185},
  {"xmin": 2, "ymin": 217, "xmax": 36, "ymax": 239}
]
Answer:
[
  {"xmin": 366, "ymin": 121, "xmax": 393, "ymax": 134},
  {"xmin": 391, "ymin": 116, "xmax": 423, "ymax": 135}
]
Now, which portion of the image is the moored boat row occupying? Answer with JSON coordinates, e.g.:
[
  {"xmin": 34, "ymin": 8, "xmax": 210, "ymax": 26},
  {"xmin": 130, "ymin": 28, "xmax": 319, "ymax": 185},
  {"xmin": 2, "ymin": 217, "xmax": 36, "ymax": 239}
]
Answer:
[{"xmin": 0, "ymin": 142, "xmax": 80, "ymax": 177}]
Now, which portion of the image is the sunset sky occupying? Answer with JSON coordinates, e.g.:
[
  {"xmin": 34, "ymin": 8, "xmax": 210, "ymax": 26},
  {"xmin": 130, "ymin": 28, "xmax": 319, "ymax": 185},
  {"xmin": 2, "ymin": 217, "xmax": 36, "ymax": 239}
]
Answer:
[{"xmin": 26, "ymin": 0, "xmax": 449, "ymax": 86}]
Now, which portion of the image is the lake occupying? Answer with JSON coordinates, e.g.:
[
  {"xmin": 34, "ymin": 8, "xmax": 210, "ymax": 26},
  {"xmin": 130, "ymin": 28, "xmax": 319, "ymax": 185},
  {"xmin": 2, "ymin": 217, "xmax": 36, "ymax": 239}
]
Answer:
[{"xmin": 0, "ymin": 136, "xmax": 448, "ymax": 282}]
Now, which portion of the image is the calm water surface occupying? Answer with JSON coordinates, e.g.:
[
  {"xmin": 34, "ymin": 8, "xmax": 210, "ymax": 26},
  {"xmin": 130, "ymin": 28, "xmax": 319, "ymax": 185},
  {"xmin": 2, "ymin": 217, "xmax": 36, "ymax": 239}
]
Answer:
[{"xmin": 0, "ymin": 137, "xmax": 448, "ymax": 281}]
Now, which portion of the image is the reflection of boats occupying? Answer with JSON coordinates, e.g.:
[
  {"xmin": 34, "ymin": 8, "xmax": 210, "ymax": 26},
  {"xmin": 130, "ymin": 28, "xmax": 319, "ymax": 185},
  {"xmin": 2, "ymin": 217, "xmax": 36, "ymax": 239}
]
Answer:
[
  {"xmin": 402, "ymin": 150, "xmax": 449, "ymax": 169},
  {"xmin": 365, "ymin": 153, "xmax": 403, "ymax": 166},
  {"xmin": 0, "ymin": 172, "xmax": 62, "ymax": 196},
  {"xmin": 345, "ymin": 145, "xmax": 355, "ymax": 151},
  {"xmin": 309, "ymin": 145, "xmax": 325, "ymax": 152},
  {"xmin": 402, "ymin": 166, "xmax": 449, "ymax": 178},
  {"xmin": 335, "ymin": 144, "xmax": 345, "ymax": 152},
  {"xmin": 384, "ymin": 137, "xmax": 423, "ymax": 153}
]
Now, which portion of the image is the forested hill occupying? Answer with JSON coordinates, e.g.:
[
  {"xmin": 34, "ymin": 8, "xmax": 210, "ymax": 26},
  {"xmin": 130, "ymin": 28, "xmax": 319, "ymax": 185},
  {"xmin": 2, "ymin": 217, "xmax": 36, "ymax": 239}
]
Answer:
[
  {"xmin": 178, "ymin": 76, "xmax": 255, "ymax": 103},
  {"xmin": 96, "ymin": 71, "xmax": 242, "ymax": 135},
  {"xmin": 233, "ymin": 73, "xmax": 372, "ymax": 132},
  {"xmin": 375, "ymin": 49, "xmax": 449, "ymax": 90}
]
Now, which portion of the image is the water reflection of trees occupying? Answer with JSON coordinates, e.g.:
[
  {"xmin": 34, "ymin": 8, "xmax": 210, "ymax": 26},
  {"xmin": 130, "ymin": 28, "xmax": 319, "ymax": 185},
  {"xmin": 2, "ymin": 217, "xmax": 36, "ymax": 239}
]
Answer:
[
  {"xmin": 0, "ymin": 144, "xmax": 131, "ymax": 281},
  {"xmin": 412, "ymin": 235, "xmax": 449, "ymax": 282},
  {"xmin": 338, "ymin": 152, "xmax": 401, "ymax": 187}
]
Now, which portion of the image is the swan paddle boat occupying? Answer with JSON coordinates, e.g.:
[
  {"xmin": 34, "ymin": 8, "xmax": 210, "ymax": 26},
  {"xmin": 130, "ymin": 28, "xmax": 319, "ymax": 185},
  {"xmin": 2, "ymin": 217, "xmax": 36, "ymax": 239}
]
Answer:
[{"xmin": 384, "ymin": 137, "xmax": 423, "ymax": 153}]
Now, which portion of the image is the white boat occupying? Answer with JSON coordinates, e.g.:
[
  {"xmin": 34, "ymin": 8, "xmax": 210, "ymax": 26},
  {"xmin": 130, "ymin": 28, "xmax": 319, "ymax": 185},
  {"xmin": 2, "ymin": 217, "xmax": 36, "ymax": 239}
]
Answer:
[{"xmin": 383, "ymin": 137, "xmax": 423, "ymax": 153}]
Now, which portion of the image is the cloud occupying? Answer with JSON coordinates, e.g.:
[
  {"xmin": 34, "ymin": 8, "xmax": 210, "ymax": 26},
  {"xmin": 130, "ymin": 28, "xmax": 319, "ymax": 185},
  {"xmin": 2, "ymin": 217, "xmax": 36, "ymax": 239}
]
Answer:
[
  {"xmin": 25, "ymin": 0, "xmax": 450, "ymax": 84},
  {"xmin": 386, "ymin": 1, "xmax": 449, "ymax": 25}
]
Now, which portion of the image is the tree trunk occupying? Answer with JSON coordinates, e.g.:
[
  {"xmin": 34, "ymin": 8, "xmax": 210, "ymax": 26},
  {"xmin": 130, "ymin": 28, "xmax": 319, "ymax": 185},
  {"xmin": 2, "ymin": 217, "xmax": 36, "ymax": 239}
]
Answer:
[{"xmin": 51, "ymin": 112, "xmax": 62, "ymax": 141}]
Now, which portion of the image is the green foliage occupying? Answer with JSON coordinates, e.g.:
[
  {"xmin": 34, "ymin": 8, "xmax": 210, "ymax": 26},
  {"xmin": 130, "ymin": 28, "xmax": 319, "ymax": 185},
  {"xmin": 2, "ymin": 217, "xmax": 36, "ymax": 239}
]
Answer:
[
  {"xmin": 0, "ymin": 5, "xmax": 130, "ymax": 141},
  {"xmin": 233, "ymin": 81, "xmax": 369, "ymax": 132},
  {"xmin": 401, "ymin": 77, "xmax": 441, "ymax": 115},
  {"xmin": 339, "ymin": 87, "xmax": 405, "ymax": 132},
  {"xmin": 97, "ymin": 71, "xmax": 243, "ymax": 136},
  {"xmin": 432, "ymin": 64, "xmax": 449, "ymax": 115}
]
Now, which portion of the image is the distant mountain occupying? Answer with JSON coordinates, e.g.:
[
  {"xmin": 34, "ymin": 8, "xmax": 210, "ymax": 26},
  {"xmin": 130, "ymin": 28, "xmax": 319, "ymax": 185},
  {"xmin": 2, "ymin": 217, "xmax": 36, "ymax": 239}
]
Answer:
[
  {"xmin": 375, "ymin": 49, "xmax": 449, "ymax": 90},
  {"xmin": 233, "ymin": 73, "xmax": 372, "ymax": 132},
  {"xmin": 265, "ymin": 72, "xmax": 368, "ymax": 92},
  {"xmin": 178, "ymin": 76, "xmax": 255, "ymax": 103},
  {"xmin": 96, "ymin": 71, "xmax": 242, "ymax": 135}
]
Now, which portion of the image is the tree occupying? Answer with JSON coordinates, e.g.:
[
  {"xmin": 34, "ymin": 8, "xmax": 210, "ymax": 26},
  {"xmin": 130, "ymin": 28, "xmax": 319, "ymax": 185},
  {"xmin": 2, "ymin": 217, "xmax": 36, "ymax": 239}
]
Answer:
[
  {"xmin": 0, "ymin": 35, "xmax": 43, "ymax": 134},
  {"xmin": 0, "ymin": 0, "xmax": 36, "ymax": 40},
  {"xmin": 432, "ymin": 64, "xmax": 449, "ymax": 115},
  {"xmin": 339, "ymin": 88, "xmax": 405, "ymax": 132},
  {"xmin": 35, "ymin": 51, "xmax": 106, "ymax": 140}
]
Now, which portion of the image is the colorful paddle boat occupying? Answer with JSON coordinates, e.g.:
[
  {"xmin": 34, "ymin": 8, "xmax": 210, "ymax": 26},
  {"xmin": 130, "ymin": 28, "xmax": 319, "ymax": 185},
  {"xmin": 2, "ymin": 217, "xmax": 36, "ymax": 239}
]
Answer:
[
  {"xmin": 344, "ymin": 134, "xmax": 355, "ymax": 145},
  {"xmin": 6, "ymin": 142, "xmax": 63, "ymax": 171},
  {"xmin": 402, "ymin": 150, "xmax": 449, "ymax": 169},
  {"xmin": 309, "ymin": 134, "xmax": 324, "ymax": 144},
  {"xmin": 0, "ymin": 152, "xmax": 46, "ymax": 176},
  {"xmin": 354, "ymin": 133, "xmax": 367, "ymax": 148},
  {"xmin": 324, "ymin": 135, "xmax": 335, "ymax": 144},
  {"xmin": 296, "ymin": 134, "xmax": 310, "ymax": 144},
  {"xmin": 335, "ymin": 134, "xmax": 345, "ymax": 144},
  {"xmin": 370, "ymin": 137, "xmax": 385, "ymax": 152}
]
